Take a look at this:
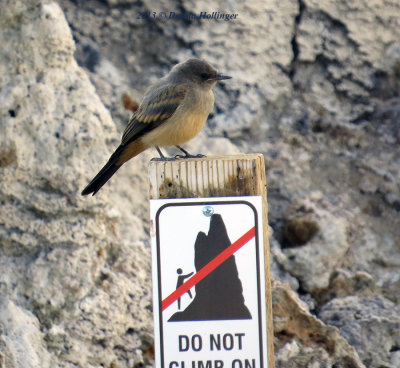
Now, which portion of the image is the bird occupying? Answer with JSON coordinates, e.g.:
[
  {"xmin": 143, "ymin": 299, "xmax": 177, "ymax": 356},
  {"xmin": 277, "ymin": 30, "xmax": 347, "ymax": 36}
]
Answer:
[{"xmin": 81, "ymin": 58, "xmax": 231, "ymax": 196}]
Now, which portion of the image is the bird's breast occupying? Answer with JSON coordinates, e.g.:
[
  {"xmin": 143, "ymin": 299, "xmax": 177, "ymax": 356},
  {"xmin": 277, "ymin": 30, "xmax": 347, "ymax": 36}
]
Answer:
[{"xmin": 141, "ymin": 89, "xmax": 214, "ymax": 147}]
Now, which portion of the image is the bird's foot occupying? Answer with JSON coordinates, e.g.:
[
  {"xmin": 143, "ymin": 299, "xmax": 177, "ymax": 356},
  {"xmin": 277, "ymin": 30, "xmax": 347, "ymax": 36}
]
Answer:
[
  {"xmin": 174, "ymin": 153, "xmax": 205, "ymax": 159},
  {"xmin": 175, "ymin": 145, "xmax": 205, "ymax": 159},
  {"xmin": 152, "ymin": 146, "xmax": 177, "ymax": 161},
  {"xmin": 151, "ymin": 157, "xmax": 176, "ymax": 161}
]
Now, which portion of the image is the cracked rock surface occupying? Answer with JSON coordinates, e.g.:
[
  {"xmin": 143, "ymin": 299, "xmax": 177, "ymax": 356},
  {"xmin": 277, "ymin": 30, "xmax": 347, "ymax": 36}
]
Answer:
[{"xmin": 0, "ymin": 0, "xmax": 399, "ymax": 367}]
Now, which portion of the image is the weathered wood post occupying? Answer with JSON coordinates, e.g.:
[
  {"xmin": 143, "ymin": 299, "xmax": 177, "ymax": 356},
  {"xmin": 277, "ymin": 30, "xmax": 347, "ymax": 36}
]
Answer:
[{"xmin": 149, "ymin": 154, "xmax": 274, "ymax": 368}]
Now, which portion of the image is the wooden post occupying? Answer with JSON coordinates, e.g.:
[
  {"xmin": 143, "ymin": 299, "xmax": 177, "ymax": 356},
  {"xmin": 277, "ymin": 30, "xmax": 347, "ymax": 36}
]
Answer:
[{"xmin": 149, "ymin": 154, "xmax": 274, "ymax": 368}]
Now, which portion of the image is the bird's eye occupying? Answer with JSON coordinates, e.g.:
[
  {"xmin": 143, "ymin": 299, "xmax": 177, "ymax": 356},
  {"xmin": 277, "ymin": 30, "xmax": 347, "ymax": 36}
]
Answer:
[{"xmin": 200, "ymin": 73, "xmax": 211, "ymax": 80}]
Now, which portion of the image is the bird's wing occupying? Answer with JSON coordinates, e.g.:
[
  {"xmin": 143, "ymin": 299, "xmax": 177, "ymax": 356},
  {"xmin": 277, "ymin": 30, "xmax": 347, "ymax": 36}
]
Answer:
[{"xmin": 121, "ymin": 84, "xmax": 189, "ymax": 145}]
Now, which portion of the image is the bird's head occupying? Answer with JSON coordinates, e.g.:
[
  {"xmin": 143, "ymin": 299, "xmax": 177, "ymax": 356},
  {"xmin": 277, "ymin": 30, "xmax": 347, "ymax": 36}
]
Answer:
[{"xmin": 169, "ymin": 58, "xmax": 231, "ymax": 88}]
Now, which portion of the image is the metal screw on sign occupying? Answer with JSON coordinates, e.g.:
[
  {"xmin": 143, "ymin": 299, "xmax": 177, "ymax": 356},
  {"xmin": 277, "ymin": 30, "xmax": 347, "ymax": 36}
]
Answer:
[{"xmin": 202, "ymin": 205, "xmax": 214, "ymax": 217}]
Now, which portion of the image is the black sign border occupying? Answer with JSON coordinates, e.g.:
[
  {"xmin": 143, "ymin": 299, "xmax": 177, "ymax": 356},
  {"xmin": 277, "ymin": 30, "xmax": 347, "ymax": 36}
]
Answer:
[{"xmin": 155, "ymin": 199, "xmax": 265, "ymax": 368}]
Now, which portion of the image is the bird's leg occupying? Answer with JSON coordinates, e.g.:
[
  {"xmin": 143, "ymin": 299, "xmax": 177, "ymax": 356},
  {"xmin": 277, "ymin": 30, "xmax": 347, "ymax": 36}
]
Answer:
[
  {"xmin": 151, "ymin": 146, "xmax": 176, "ymax": 161},
  {"xmin": 156, "ymin": 146, "xmax": 166, "ymax": 159},
  {"xmin": 175, "ymin": 145, "xmax": 205, "ymax": 159}
]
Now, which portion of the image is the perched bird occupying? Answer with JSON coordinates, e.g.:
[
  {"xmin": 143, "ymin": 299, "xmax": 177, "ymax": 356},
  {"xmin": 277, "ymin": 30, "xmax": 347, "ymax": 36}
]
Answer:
[{"xmin": 81, "ymin": 58, "xmax": 231, "ymax": 196}]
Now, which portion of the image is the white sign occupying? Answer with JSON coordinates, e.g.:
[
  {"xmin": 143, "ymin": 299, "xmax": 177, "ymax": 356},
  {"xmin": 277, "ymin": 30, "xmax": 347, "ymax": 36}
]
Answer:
[{"xmin": 150, "ymin": 196, "xmax": 268, "ymax": 368}]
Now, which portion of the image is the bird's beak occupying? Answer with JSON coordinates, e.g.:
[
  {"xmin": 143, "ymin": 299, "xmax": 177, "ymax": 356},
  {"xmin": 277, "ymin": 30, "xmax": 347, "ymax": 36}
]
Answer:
[{"xmin": 214, "ymin": 73, "xmax": 232, "ymax": 81}]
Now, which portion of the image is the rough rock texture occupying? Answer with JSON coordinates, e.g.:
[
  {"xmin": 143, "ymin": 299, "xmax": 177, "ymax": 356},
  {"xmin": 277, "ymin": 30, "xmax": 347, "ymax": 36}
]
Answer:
[
  {"xmin": 0, "ymin": 297, "xmax": 51, "ymax": 368},
  {"xmin": 274, "ymin": 197, "xmax": 351, "ymax": 292},
  {"xmin": 319, "ymin": 295, "xmax": 400, "ymax": 368},
  {"xmin": 1, "ymin": 0, "xmax": 399, "ymax": 367},
  {"xmin": 272, "ymin": 281, "xmax": 365, "ymax": 368},
  {"xmin": 0, "ymin": 1, "xmax": 153, "ymax": 367}
]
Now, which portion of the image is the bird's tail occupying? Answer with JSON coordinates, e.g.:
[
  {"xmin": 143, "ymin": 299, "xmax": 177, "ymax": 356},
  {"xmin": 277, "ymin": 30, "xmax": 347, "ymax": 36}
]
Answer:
[
  {"xmin": 81, "ymin": 146, "xmax": 124, "ymax": 196},
  {"xmin": 81, "ymin": 140, "xmax": 146, "ymax": 196}
]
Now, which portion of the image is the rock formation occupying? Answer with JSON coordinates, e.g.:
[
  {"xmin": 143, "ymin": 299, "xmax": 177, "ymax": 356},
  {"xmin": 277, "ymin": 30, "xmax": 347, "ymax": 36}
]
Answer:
[
  {"xmin": 169, "ymin": 214, "xmax": 251, "ymax": 321},
  {"xmin": 0, "ymin": 0, "xmax": 399, "ymax": 367}
]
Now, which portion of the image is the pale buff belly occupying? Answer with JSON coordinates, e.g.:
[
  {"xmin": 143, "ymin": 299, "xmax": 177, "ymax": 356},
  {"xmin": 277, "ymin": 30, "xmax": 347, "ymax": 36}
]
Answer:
[{"xmin": 141, "ymin": 90, "xmax": 214, "ymax": 147}]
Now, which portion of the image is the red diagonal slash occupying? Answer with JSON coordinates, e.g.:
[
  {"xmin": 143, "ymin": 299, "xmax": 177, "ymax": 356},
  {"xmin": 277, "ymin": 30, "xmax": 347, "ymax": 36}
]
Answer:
[{"xmin": 161, "ymin": 226, "xmax": 256, "ymax": 311}]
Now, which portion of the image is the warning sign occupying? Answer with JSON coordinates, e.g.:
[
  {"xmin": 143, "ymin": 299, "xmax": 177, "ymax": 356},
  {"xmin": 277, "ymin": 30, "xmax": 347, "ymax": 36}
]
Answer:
[{"xmin": 150, "ymin": 196, "xmax": 268, "ymax": 368}]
